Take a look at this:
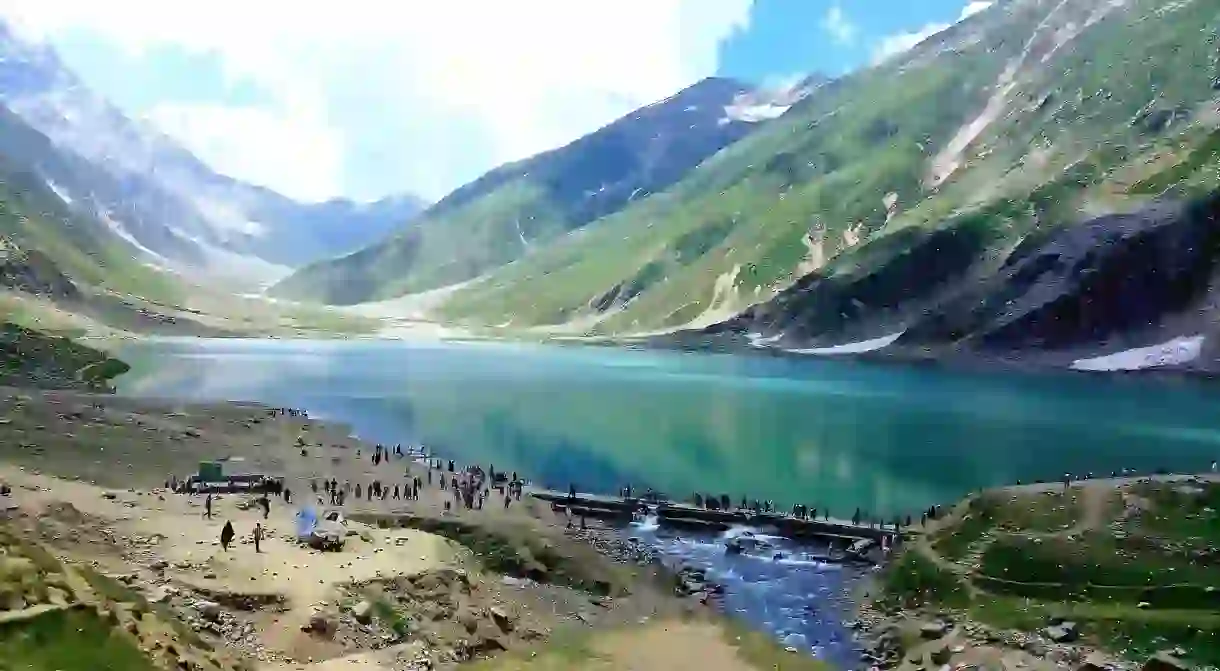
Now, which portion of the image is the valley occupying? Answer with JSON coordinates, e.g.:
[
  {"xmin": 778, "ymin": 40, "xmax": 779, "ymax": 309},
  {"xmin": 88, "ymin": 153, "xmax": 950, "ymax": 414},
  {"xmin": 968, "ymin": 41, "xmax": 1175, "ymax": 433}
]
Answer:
[{"xmin": 0, "ymin": 0, "xmax": 1218, "ymax": 669}]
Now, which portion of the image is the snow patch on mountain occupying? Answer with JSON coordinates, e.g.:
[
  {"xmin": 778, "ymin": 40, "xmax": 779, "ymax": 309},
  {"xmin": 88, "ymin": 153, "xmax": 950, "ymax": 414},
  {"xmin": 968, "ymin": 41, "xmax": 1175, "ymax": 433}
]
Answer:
[
  {"xmin": 44, "ymin": 178, "xmax": 71, "ymax": 204},
  {"xmin": 721, "ymin": 77, "xmax": 824, "ymax": 124}
]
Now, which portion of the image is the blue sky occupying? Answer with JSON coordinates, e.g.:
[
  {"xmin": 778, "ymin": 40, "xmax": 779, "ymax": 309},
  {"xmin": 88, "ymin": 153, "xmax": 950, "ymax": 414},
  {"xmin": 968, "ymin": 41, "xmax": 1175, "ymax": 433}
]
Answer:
[
  {"xmin": 5, "ymin": 0, "xmax": 992, "ymax": 203},
  {"xmin": 717, "ymin": 0, "xmax": 993, "ymax": 79}
]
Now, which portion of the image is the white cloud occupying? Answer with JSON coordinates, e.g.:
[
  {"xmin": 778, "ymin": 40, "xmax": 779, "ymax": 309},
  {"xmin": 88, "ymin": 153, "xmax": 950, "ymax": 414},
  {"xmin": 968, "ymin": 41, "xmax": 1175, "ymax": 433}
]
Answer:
[
  {"xmin": 960, "ymin": 1, "xmax": 995, "ymax": 21},
  {"xmin": 147, "ymin": 103, "xmax": 344, "ymax": 203},
  {"xmin": 0, "ymin": 0, "xmax": 751, "ymax": 202},
  {"xmin": 821, "ymin": 5, "xmax": 858, "ymax": 46},
  {"xmin": 870, "ymin": 0, "xmax": 994, "ymax": 65},
  {"xmin": 871, "ymin": 22, "xmax": 952, "ymax": 64}
]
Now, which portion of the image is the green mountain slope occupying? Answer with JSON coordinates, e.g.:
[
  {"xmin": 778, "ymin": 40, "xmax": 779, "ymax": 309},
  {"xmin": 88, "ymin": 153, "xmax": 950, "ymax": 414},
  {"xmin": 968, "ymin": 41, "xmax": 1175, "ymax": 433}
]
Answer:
[
  {"xmin": 432, "ymin": 0, "xmax": 1220, "ymax": 337},
  {"xmin": 0, "ymin": 105, "xmax": 183, "ymax": 304},
  {"xmin": 268, "ymin": 77, "xmax": 794, "ymax": 304}
]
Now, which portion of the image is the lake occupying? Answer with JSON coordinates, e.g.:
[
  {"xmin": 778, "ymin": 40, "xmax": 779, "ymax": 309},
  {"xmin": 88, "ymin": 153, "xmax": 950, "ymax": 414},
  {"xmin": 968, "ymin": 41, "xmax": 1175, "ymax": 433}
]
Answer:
[
  {"xmin": 117, "ymin": 337, "xmax": 1220, "ymax": 521},
  {"xmin": 115, "ymin": 337, "xmax": 1220, "ymax": 665}
]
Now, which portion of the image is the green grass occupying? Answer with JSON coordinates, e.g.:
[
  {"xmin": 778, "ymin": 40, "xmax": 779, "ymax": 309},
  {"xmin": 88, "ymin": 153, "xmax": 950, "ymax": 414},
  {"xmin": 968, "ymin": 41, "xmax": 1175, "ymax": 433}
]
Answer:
[
  {"xmin": 271, "ymin": 0, "xmax": 1220, "ymax": 341},
  {"xmin": 369, "ymin": 596, "xmax": 413, "ymax": 639},
  {"xmin": 1127, "ymin": 480, "xmax": 1220, "ymax": 540},
  {"xmin": 0, "ymin": 607, "xmax": 157, "ymax": 671},
  {"xmin": 879, "ymin": 550, "xmax": 973, "ymax": 609},
  {"xmin": 887, "ymin": 478, "xmax": 1220, "ymax": 665},
  {"xmin": 970, "ymin": 597, "xmax": 1220, "ymax": 665}
]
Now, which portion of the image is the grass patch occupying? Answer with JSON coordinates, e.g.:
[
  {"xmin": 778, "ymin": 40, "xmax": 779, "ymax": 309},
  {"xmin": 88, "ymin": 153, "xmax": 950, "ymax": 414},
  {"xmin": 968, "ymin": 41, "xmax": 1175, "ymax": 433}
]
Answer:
[
  {"xmin": 1127, "ymin": 480, "xmax": 1220, "ymax": 541},
  {"xmin": 880, "ymin": 550, "xmax": 972, "ymax": 609},
  {"xmin": 970, "ymin": 596, "xmax": 1220, "ymax": 665},
  {"xmin": 979, "ymin": 534, "xmax": 1218, "ymax": 589},
  {"xmin": 0, "ymin": 606, "xmax": 157, "ymax": 671},
  {"xmin": 351, "ymin": 513, "xmax": 628, "ymax": 596},
  {"xmin": 369, "ymin": 596, "xmax": 413, "ymax": 639},
  {"xmin": 931, "ymin": 488, "xmax": 1114, "ymax": 561},
  {"xmin": 721, "ymin": 617, "xmax": 834, "ymax": 671}
]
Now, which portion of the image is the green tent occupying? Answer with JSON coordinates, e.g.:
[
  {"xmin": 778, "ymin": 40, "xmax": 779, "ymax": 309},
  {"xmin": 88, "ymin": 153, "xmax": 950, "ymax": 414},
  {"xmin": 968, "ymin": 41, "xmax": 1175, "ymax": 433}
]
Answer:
[{"xmin": 198, "ymin": 461, "xmax": 224, "ymax": 482}]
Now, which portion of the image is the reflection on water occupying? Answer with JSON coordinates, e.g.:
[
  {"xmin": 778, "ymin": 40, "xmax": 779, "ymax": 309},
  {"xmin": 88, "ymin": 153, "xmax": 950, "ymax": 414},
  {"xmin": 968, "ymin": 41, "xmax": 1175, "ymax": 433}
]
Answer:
[
  {"xmin": 118, "ymin": 338, "xmax": 1220, "ymax": 668},
  {"xmin": 118, "ymin": 337, "xmax": 1220, "ymax": 519}
]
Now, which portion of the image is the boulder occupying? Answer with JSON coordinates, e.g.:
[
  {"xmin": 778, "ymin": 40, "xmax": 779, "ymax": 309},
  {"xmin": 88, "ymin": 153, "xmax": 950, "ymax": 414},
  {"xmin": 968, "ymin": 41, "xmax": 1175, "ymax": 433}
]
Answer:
[
  {"xmin": 1043, "ymin": 622, "xmax": 1079, "ymax": 643},
  {"xmin": 489, "ymin": 606, "xmax": 513, "ymax": 632},
  {"xmin": 305, "ymin": 612, "xmax": 336, "ymax": 636},
  {"xmin": 1142, "ymin": 653, "xmax": 1190, "ymax": 671},
  {"xmin": 194, "ymin": 600, "xmax": 222, "ymax": 622},
  {"xmin": 352, "ymin": 600, "xmax": 373, "ymax": 625},
  {"xmin": 921, "ymin": 621, "xmax": 951, "ymax": 639}
]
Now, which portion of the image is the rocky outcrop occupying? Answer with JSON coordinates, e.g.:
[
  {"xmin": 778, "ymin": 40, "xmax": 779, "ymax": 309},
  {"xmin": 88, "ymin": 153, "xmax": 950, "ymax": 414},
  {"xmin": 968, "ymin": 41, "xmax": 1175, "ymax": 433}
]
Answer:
[
  {"xmin": 902, "ymin": 191, "xmax": 1220, "ymax": 351},
  {"xmin": 0, "ymin": 322, "xmax": 128, "ymax": 390},
  {"xmin": 691, "ymin": 190, "xmax": 1220, "ymax": 371},
  {"xmin": 0, "ymin": 240, "xmax": 78, "ymax": 298}
]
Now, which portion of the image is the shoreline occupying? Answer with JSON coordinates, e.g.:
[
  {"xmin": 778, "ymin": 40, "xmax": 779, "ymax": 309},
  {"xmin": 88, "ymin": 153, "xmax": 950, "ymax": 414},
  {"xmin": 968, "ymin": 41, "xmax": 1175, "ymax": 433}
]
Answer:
[
  {"xmin": 104, "ymin": 318, "xmax": 1220, "ymax": 384},
  {"xmin": 6, "ymin": 381, "xmax": 1211, "ymax": 668},
  {"xmin": 0, "ymin": 385, "xmax": 819, "ymax": 669}
]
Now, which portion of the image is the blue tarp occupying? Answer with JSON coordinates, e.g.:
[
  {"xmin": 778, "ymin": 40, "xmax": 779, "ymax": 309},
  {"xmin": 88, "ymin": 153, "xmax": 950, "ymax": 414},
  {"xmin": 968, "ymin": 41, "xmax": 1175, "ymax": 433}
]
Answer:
[{"xmin": 295, "ymin": 506, "xmax": 318, "ymax": 539}]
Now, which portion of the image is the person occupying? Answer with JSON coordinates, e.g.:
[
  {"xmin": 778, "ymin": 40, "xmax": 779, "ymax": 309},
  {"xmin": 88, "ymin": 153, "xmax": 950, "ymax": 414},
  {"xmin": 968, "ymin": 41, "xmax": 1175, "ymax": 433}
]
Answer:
[
  {"xmin": 261, "ymin": 495, "xmax": 271, "ymax": 520},
  {"xmin": 220, "ymin": 521, "xmax": 235, "ymax": 551},
  {"xmin": 253, "ymin": 523, "xmax": 264, "ymax": 553},
  {"xmin": 284, "ymin": 488, "xmax": 292, "ymax": 505},
  {"xmin": 205, "ymin": 493, "xmax": 213, "ymax": 520}
]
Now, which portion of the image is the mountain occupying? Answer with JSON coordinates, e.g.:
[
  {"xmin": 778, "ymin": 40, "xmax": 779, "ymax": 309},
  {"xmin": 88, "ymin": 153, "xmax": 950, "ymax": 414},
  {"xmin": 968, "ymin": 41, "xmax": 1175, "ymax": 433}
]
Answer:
[
  {"xmin": 270, "ymin": 76, "xmax": 821, "ymax": 304},
  {"xmin": 401, "ymin": 0, "xmax": 1220, "ymax": 368},
  {"xmin": 0, "ymin": 21, "xmax": 425, "ymax": 283}
]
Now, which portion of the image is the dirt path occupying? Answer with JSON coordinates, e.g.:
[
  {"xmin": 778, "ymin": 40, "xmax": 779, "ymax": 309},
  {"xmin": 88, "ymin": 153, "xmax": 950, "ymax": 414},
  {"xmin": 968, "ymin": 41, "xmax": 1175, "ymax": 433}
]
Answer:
[{"xmin": 0, "ymin": 465, "xmax": 456, "ymax": 664}]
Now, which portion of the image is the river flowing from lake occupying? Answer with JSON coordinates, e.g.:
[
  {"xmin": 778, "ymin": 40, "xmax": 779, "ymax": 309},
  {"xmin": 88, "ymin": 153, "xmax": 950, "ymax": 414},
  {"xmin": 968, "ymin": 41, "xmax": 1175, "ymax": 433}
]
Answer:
[{"xmin": 116, "ymin": 338, "xmax": 1220, "ymax": 666}]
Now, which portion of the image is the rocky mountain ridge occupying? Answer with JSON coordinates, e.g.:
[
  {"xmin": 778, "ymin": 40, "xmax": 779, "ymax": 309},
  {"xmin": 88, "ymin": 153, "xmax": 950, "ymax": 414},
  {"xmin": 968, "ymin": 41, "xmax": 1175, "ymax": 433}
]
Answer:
[
  {"xmin": 270, "ymin": 76, "xmax": 811, "ymax": 304},
  {"xmin": 404, "ymin": 0, "xmax": 1220, "ymax": 372},
  {"xmin": 0, "ymin": 21, "xmax": 425, "ymax": 284}
]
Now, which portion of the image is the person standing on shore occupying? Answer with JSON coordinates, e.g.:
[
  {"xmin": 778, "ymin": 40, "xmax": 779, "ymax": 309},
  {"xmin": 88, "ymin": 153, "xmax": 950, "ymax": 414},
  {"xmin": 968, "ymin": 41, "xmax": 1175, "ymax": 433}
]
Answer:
[
  {"xmin": 205, "ymin": 493, "xmax": 213, "ymax": 520},
  {"xmin": 253, "ymin": 522, "xmax": 264, "ymax": 553},
  {"xmin": 220, "ymin": 521, "xmax": 234, "ymax": 551}
]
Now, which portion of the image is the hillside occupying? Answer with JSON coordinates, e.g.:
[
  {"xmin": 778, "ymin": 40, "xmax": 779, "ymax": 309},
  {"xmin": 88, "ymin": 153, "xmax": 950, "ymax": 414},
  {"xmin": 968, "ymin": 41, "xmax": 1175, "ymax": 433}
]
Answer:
[
  {"xmin": 865, "ymin": 475, "xmax": 1218, "ymax": 668},
  {"xmin": 269, "ymin": 77, "xmax": 816, "ymax": 304},
  {"xmin": 402, "ymin": 0, "xmax": 1220, "ymax": 365},
  {"xmin": 0, "ymin": 20, "xmax": 425, "ymax": 283}
]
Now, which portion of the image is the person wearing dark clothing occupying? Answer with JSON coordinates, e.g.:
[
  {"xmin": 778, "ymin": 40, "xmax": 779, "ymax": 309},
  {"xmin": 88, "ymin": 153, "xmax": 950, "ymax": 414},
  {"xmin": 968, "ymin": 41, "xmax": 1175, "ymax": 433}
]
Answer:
[
  {"xmin": 261, "ymin": 496, "xmax": 271, "ymax": 520},
  {"xmin": 393, "ymin": 485, "xmax": 400, "ymax": 499},
  {"xmin": 284, "ymin": 489, "xmax": 292, "ymax": 505},
  {"xmin": 220, "ymin": 521, "xmax": 235, "ymax": 551},
  {"xmin": 568, "ymin": 484, "xmax": 576, "ymax": 501},
  {"xmin": 253, "ymin": 523, "xmax": 264, "ymax": 553},
  {"xmin": 205, "ymin": 494, "xmax": 213, "ymax": 520}
]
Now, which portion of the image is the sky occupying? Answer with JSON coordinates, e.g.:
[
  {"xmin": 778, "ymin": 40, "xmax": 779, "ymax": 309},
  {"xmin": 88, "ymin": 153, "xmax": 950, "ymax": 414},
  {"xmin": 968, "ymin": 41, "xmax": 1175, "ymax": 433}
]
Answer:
[{"xmin": 0, "ymin": 0, "xmax": 993, "ymax": 204}]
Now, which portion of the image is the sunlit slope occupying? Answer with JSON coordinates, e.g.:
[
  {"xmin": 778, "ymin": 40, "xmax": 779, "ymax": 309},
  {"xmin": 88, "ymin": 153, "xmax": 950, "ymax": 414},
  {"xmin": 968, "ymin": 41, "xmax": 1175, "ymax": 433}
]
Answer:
[
  {"xmin": 437, "ymin": 0, "xmax": 1220, "ymax": 336},
  {"xmin": 269, "ymin": 77, "xmax": 775, "ymax": 305}
]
